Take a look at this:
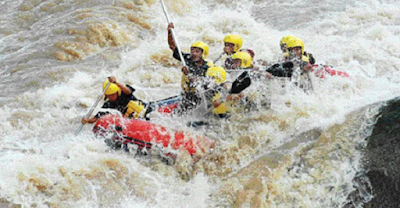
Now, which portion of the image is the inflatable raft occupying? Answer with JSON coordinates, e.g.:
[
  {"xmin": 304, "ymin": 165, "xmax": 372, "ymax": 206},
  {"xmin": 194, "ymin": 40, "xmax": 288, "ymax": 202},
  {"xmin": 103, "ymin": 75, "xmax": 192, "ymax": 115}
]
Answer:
[
  {"xmin": 149, "ymin": 95, "xmax": 180, "ymax": 114},
  {"xmin": 93, "ymin": 114, "xmax": 213, "ymax": 156},
  {"xmin": 311, "ymin": 65, "xmax": 349, "ymax": 78}
]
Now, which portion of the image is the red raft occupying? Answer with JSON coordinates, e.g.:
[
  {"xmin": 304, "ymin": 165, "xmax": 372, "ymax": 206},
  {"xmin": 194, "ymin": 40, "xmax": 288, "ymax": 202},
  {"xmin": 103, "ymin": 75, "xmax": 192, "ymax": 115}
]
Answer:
[
  {"xmin": 93, "ymin": 114, "xmax": 213, "ymax": 156},
  {"xmin": 311, "ymin": 65, "xmax": 349, "ymax": 78}
]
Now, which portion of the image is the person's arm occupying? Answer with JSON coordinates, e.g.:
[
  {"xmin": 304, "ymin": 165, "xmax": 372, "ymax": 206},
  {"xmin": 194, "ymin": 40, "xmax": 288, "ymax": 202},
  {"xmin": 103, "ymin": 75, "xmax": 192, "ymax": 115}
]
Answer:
[
  {"xmin": 266, "ymin": 62, "xmax": 294, "ymax": 77},
  {"xmin": 167, "ymin": 23, "xmax": 176, "ymax": 51},
  {"xmin": 211, "ymin": 94, "xmax": 222, "ymax": 108},
  {"xmin": 115, "ymin": 82, "xmax": 132, "ymax": 95},
  {"xmin": 81, "ymin": 99, "xmax": 112, "ymax": 124},
  {"xmin": 172, "ymin": 47, "xmax": 191, "ymax": 63},
  {"xmin": 168, "ymin": 23, "xmax": 190, "ymax": 63},
  {"xmin": 300, "ymin": 55, "xmax": 312, "ymax": 72},
  {"xmin": 108, "ymin": 76, "xmax": 132, "ymax": 95},
  {"xmin": 81, "ymin": 116, "xmax": 98, "ymax": 124},
  {"xmin": 304, "ymin": 52, "xmax": 316, "ymax": 65}
]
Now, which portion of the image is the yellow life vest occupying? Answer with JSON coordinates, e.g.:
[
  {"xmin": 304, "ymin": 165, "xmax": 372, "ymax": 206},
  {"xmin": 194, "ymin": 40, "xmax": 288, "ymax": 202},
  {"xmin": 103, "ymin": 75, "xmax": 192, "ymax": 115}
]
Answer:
[
  {"xmin": 301, "ymin": 55, "xmax": 309, "ymax": 63},
  {"xmin": 181, "ymin": 74, "xmax": 196, "ymax": 93},
  {"xmin": 125, "ymin": 100, "xmax": 146, "ymax": 118},
  {"xmin": 211, "ymin": 93, "xmax": 229, "ymax": 115}
]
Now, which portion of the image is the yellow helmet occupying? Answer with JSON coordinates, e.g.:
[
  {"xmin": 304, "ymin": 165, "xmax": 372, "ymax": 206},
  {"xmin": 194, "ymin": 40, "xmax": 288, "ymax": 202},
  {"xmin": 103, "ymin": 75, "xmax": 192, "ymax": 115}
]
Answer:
[
  {"xmin": 191, "ymin": 41, "xmax": 209, "ymax": 60},
  {"xmin": 224, "ymin": 34, "xmax": 243, "ymax": 52},
  {"xmin": 287, "ymin": 37, "xmax": 305, "ymax": 54},
  {"xmin": 232, "ymin": 51, "xmax": 252, "ymax": 68},
  {"xmin": 206, "ymin": 66, "xmax": 227, "ymax": 84},
  {"xmin": 280, "ymin": 35, "xmax": 297, "ymax": 51},
  {"xmin": 103, "ymin": 79, "xmax": 121, "ymax": 96}
]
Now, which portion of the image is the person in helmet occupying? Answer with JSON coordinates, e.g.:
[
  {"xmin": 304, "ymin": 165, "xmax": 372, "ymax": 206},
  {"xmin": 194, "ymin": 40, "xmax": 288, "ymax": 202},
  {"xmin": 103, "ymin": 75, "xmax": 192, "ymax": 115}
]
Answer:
[
  {"xmin": 204, "ymin": 66, "xmax": 229, "ymax": 118},
  {"xmin": 167, "ymin": 23, "xmax": 213, "ymax": 113},
  {"xmin": 280, "ymin": 35, "xmax": 315, "ymax": 64},
  {"xmin": 225, "ymin": 51, "xmax": 254, "ymax": 103},
  {"xmin": 285, "ymin": 37, "xmax": 313, "ymax": 74},
  {"xmin": 263, "ymin": 37, "xmax": 314, "ymax": 91},
  {"xmin": 280, "ymin": 35, "xmax": 296, "ymax": 53},
  {"xmin": 81, "ymin": 76, "xmax": 151, "ymax": 124},
  {"xmin": 167, "ymin": 23, "xmax": 211, "ymax": 73},
  {"xmin": 218, "ymin": 34, "xmax": 243, "ymax": 69},
  {"xmin": 266, "ymin": 37, "xmax": 312, "ymax": 78},
  {"xmin": 239, "ymin": 48, "xmax": 254, "ymax": 59},
  {"xmin": 231, "ymin": 51, "xmax": 253, "ymax": 69},
  {"xmin": 226, "ymin": 51, "xmax": 272, "ymax": 110}
]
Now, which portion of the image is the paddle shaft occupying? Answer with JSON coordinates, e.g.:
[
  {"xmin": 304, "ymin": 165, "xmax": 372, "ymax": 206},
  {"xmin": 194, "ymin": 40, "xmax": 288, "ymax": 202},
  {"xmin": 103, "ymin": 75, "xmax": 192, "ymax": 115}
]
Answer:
[
  {"xmin": 160, "ymin": 0, "xmax": 186, "ymax": 67},
  {"xmin": 213, "ymin": 52, "xmax": 225, "ymax": 64},
  {"xmin": 75, "ymin": 82, "xmax": 110, "ymax": 136},
  {"xmin": 149, "ymin": 95, "xmax": 180, "ymax": 107},
  {"xmin": 306, "ymin": 70, "xmax": 314, "ymax": 92}
]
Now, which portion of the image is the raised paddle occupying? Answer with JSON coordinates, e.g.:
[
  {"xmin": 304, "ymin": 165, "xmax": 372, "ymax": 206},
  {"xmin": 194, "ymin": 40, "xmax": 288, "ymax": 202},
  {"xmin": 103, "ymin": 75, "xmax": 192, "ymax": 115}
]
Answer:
[{"xmin": 160, "ymin": 0, "xmax": 186, "ymax": 67}]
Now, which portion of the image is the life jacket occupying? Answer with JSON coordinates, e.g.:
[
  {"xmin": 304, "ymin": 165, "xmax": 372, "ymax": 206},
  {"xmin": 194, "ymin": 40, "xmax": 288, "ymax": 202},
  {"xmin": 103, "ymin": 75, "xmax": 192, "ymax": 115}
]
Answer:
[
  {"xmin": 124, "ymin": 100, "xmax": 146, "ymax": 118},
  {"xmin": 210, "ymin": 92, "xmax": 228, "ymax": 116},
  {"xmin": 301, "ymin": 55, "xmax": 309, "ymax": 63}
]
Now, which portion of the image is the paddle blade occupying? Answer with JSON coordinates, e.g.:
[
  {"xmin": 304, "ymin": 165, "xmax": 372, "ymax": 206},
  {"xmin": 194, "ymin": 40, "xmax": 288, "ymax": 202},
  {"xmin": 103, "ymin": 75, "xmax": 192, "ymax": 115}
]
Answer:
[{"xmin": 230, "ymin": 71, "xmax": 251, "ymax": 94}]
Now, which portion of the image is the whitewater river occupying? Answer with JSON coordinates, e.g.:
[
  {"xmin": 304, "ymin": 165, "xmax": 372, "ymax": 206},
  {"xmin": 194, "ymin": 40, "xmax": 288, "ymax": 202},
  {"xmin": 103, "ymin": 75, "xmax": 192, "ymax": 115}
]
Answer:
[{"xmin": 0, "ymin": 0, "xmax": 399, "ymax": 207}]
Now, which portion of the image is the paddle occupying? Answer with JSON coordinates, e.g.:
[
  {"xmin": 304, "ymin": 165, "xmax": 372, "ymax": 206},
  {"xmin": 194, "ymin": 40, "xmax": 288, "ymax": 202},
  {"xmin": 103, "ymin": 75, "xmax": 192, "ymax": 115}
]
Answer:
[
  {"xmin": 160, "ymin": 0, "xmax": 186, "ymax": 67},
  {"xmin": 293, "ymin": 57, "xmax": 314, "ymax": 92},
  {"xmin": 213, "ymin": 52, "xmax": 225, "ymax": 64},
  {"xmin": 149, "ymin": 95, "xmax": 181, "ymax": 108},
  {"xmin": 291, "ymin": 55, "xmax": 314, "ymax": 92},
  {"xmin": 230, "ymin": 70, "xmax": 252, "ymax": 94},
  {"xmin": 75, "ymin": 82, "xmax": 110, "ymax": 136},
  {"xmin": 305, "ymin": 70, "xmax": 314, "ymax": 92}
]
